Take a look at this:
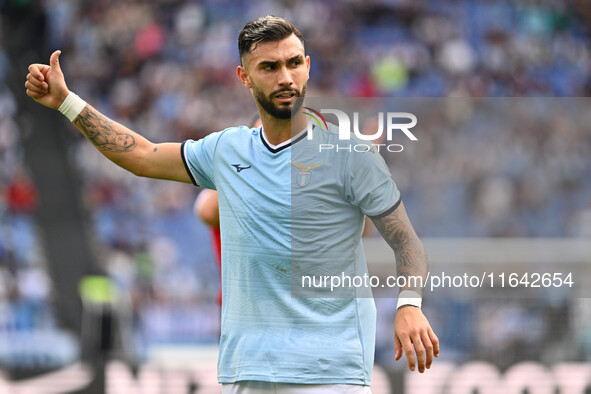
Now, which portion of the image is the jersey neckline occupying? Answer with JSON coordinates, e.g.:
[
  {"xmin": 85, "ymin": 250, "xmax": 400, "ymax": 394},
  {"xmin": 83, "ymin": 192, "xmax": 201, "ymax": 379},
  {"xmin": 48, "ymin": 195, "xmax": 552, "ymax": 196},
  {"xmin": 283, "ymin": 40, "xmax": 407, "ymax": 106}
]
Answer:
[{"xmin": 260, "ymin": 126, "xmax": 309, "ymax": 154}]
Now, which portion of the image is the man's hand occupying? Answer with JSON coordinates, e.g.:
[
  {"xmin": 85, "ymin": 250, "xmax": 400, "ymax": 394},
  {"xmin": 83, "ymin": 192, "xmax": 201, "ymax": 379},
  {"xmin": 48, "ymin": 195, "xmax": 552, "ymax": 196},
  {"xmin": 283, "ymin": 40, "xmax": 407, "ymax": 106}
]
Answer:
[
  {"xmin": 394, "ymin": 306, "xmax": 439, "ymax": 373},
  {"xmin": 25, "ymin": 50, "xmax": 69, "ymax": 109}
]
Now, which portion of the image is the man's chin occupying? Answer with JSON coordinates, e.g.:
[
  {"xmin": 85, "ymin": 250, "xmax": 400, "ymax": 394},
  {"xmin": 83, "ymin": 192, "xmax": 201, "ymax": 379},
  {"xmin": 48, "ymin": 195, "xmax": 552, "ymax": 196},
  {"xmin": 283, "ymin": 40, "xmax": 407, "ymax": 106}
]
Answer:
[
  {"xmin": 274, "ymin": 111, "xmax": 295, "ymax": 120},
  {"xmin": 278, "ymin": 99, "xmax": 305, "ymax": 119},
  {"xmin": 256, "ymin": 95, "xmax": 304, "ymax": 119},
  {"xmin": 268, "ymin": 104, "xmax": 295, "ymax": 119}
]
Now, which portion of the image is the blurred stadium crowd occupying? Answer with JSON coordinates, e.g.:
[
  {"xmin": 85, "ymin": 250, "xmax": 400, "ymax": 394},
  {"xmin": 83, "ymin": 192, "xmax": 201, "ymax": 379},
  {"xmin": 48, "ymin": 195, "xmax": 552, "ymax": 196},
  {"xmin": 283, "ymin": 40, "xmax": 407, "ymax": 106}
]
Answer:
[{"xmin": 1, "ymin": 0, "xmax": 591, "ymax": 371}]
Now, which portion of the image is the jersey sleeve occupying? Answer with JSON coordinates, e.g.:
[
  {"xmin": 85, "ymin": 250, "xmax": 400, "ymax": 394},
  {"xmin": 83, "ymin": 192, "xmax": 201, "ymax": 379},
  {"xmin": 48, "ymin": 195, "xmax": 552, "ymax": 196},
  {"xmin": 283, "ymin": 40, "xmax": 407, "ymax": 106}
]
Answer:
[
  {"xmin": 345, "ymin": 148, "xmax": 401, "ymax": 218},
  {"xmin": 181, "ymin": 131, "xmax": 224, "ymax": 189}
]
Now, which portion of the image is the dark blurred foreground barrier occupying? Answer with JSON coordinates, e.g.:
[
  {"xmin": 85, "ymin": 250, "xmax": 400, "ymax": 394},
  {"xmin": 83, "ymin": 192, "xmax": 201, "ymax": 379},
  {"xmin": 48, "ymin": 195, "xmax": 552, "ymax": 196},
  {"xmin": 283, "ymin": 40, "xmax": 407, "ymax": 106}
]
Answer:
[{"xmin": 1, "ymin": 356, "xmax": 591, "ymax": 393}]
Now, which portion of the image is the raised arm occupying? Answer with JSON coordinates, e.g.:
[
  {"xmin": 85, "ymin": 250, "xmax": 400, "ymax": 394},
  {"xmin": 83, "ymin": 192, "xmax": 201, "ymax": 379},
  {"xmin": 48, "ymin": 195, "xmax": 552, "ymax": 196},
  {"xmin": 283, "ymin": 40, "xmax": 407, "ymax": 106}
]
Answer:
[
  {"xmin": 371, "ymin": 201, "xmax": 439, "ymax": 373},
  {"xmin": 25, "ymin": 50, "xmax": 191, "ymax": 183}
]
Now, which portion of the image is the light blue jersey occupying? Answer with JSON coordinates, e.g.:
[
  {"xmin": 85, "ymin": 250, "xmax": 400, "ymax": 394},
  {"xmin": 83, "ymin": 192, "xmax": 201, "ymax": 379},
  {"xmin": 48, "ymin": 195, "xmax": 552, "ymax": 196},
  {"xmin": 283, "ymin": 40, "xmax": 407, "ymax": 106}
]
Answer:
[{"xmin": 181, "ymin": 123, "xmax": 400, "ymax": 385}]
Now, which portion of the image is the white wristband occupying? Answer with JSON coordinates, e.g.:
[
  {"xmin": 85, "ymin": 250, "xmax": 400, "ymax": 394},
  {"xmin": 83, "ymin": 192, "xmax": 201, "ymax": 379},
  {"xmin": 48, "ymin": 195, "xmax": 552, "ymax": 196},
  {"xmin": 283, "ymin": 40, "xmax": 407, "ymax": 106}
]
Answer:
[
  {"xmin": 397, "ymin": 290, "xmax": 422, "ymax": 310},
  {"xmin": 58, "ymin": 91, "xmax": 86, "ymax": 122}
]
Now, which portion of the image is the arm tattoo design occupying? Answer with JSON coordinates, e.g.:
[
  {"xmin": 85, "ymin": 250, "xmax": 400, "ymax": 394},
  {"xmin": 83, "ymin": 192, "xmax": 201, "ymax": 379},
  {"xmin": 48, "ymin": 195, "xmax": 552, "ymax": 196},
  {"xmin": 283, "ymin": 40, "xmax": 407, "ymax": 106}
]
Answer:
[
  {"xmin": 74, "ymin": 107, "xmax": 136, "ymax": 153},
  {"xmin": 372, "ymin": 207, "xmax": 428, "ymax": 295}
]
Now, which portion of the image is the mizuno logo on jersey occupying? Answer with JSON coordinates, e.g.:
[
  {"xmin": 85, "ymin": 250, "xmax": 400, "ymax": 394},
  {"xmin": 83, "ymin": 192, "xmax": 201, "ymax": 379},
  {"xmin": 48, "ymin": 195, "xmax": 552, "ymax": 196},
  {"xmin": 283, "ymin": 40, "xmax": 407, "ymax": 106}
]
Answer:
[
  {"xmin": 231, "ymin": 164, "xmax": 251, "ymax": 173},
  {"xmin": 289, "ymin": 162, "xmax": 323, "ymax": 187}
]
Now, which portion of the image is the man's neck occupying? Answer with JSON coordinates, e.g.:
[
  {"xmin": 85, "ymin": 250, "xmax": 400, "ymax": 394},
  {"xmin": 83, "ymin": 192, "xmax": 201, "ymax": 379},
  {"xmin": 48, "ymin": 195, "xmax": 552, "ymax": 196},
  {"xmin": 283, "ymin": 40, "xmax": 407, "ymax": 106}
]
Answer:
[{"xmin": 259, "ymin": 110, "xmax": 307, "ymax": 146}]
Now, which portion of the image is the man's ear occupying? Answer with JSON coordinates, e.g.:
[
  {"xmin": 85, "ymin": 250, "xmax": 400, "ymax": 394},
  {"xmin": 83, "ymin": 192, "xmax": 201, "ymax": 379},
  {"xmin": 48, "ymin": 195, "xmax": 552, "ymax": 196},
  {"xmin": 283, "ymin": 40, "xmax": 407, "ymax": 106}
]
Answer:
[{"xmin": 237, "ymin": 65, "xmax": 252, "ymax": 88}]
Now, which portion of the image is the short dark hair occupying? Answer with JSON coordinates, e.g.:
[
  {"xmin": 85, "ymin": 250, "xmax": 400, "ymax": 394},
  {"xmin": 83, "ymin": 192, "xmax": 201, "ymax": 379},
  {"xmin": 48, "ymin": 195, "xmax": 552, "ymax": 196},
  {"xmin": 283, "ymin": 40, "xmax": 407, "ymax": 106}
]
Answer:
[{"xmin": 238, "ymin": 16, "xmax": 304, "ymax": 61}]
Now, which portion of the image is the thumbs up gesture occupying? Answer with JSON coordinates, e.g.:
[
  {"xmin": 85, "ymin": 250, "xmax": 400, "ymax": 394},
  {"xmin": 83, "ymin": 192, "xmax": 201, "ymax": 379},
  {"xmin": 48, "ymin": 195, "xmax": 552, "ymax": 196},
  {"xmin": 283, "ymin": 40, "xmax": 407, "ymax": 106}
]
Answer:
[{"xmin": 25, "ymin": 50, "xmax": 70, "ymax": 109}]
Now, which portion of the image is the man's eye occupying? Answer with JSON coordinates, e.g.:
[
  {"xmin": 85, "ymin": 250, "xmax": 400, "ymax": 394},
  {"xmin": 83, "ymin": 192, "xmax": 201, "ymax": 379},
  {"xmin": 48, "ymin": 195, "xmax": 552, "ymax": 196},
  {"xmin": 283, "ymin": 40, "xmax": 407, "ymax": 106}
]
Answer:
[{"xmin": 264, "ymin": 65, "xmax": 275, "ymax": 70}]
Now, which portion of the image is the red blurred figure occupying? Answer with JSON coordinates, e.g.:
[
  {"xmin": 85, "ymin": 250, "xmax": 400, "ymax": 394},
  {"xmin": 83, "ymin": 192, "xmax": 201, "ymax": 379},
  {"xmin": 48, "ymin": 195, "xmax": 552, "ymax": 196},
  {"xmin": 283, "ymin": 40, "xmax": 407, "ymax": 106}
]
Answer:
[{"xmin": 4, "ymin": 169, "xmax": 38, "ymax": 214}]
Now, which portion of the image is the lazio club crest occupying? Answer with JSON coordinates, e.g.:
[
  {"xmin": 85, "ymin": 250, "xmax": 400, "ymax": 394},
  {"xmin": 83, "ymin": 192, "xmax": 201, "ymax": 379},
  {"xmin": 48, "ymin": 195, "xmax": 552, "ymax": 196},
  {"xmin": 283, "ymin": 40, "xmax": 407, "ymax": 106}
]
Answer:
[{"xmin": 289, "ymin": 162, "xmax": 323, "ymax": 187}]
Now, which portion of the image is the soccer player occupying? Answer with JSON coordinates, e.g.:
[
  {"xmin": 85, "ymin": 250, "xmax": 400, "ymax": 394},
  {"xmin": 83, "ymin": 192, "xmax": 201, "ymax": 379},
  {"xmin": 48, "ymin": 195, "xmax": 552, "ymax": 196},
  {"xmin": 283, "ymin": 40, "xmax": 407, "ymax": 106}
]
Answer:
[{"xmin": 25, "ymin": 15, "xmax": 438, "ymax": 394}]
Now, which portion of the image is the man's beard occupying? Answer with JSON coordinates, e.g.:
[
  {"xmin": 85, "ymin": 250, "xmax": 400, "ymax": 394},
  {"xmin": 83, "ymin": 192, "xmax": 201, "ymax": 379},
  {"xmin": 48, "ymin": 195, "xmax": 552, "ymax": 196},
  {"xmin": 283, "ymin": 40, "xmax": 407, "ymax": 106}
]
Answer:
[{"xmin": 252, "ymin": 81, "xmax": 307, "ymax": 119}]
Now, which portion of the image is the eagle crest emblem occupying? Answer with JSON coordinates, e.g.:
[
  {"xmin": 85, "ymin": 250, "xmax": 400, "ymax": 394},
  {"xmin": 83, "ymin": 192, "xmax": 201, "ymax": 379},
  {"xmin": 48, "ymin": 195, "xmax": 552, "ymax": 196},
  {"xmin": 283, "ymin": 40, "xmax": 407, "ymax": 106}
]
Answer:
[{"xmin": 289, "ymin": 162, "xmax": 323, "ymax": 187}]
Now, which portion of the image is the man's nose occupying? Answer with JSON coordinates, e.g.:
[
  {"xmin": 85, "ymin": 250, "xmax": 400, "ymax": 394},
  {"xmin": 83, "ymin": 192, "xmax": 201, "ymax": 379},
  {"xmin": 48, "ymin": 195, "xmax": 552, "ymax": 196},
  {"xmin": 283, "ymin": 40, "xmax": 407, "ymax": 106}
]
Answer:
[{"xmin": 277, "ymin": 65, "xmax": 293, "ymax": 86}]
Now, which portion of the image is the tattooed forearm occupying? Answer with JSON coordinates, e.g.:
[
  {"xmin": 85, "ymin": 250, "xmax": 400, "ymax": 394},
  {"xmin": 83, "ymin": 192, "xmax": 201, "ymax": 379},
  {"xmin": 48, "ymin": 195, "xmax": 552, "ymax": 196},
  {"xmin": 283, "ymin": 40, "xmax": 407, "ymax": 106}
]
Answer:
[
  {"xmin": 371, "ymin": 201, "xmax": 428, "ymax": 295},
  {"xmin": 73, "ymin": 106, "xmax": 136, "ymax": 153}
]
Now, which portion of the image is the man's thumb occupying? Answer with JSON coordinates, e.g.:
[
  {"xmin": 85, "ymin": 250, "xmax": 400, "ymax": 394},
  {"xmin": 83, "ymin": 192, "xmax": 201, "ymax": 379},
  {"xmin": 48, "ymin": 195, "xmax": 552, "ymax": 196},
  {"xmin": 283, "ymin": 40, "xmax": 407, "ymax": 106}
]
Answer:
[{"xmin": 50, "ymin": 50, "xmax": 62, "ymax": 72}]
